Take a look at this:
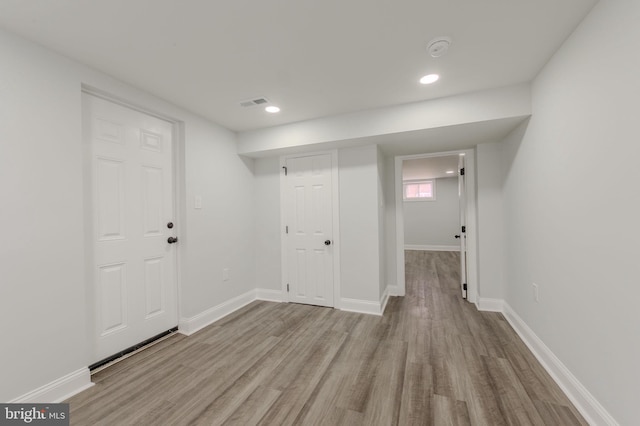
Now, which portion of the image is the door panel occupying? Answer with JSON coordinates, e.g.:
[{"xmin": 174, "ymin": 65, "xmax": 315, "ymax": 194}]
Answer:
[
  {"xmin": 142, "ymin": 166, "xmax": 163, "ymax": 236},
  {"xmin": 85, "ymin": 94, "xmax": 177, "ymax": 362},
  {"xmin": 96, "ymin": 158, "xmax": 125, "ymax": 240},
  {"xmin": 285, "ymin": 154, "xmax": 334, "ymax": 307},
  {"xmin": 98, "ymin": 263, "xmax": 126, "ymax": 335},
  {"xmin": 143, "ymin": 257, "xmax": 165, "ymax": 318}
]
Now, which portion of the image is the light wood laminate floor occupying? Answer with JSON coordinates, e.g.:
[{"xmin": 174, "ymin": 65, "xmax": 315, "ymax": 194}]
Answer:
[{"xmin": 67, "ymin": 250, "xmax": 586, "ymax": 425}]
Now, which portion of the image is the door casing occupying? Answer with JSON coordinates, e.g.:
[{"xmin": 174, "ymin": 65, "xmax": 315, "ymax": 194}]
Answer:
[
  {"xmin": 81, "ymin": 85, "xmax": 184, "ymax": 364},
  {"xmin": 394, "ymin": 149, "xmax": 478, "ymax": 302},
  {"xmin": 280, "ymin": 150, "xmax": 341, "ymax": 308}
]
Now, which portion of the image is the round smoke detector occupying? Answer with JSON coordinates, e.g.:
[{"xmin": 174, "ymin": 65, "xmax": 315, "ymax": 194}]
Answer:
[{"xmin": 427, "ymin": 37, "xmax": 452, "ymax": 58}]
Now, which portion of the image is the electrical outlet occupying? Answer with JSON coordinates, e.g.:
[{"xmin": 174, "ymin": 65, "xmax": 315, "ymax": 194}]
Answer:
[
  {"xmin": 532, "ymin": 283, "xmax": 539, "ymax": 302},
  {"xmin": 194, "ymin": 195, "xmax": 202, "ymax": 209},
  {"xmin": 223, "ymin": 268, "xmax": 229, "ymax": 281}
]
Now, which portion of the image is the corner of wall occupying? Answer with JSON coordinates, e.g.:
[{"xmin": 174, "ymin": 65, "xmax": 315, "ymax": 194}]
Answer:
[{"xmin": 476, "ymin": 300, "xmax": 619, "ymax": 426}]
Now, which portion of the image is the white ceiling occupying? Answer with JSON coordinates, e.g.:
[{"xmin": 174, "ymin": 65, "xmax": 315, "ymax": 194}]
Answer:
[
  {"xmin": 403, "ymin": 155, "xmax": 460, "ymax": 180},
  {"xmin": 0, "ymin": 1, "xmax": 597, "ymax": 132}
]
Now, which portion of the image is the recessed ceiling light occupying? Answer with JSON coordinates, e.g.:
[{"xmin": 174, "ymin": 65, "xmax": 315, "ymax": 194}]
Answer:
[
  {"xmin": 265, "ymin": 106, "xmax": 280, "ymax": 113},
  {"xmin": 419, "ymin": 74, "xmax": 439, "ymax": 85},
  {"xmin": 446, "ymin": 170, "xmax": 455, "ymax": 174}
]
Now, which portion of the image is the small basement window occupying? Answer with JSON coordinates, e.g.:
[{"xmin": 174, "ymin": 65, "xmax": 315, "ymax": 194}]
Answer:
[{"xmin": 403, "ymin": 179, "xmax": 436, "ymax": 201}]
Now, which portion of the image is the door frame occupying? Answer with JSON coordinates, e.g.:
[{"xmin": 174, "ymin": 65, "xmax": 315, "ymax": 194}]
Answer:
[
  {"xmin": 280, "ymin": 150, "xmax": 341, "ymax": 308},
  {"xmin": 81, "ymin": 85, "xmax": 184, "ymax": 363},
  {"xmin": 394, "ymin": 148, "xmax": 478, "ymax": 302}
]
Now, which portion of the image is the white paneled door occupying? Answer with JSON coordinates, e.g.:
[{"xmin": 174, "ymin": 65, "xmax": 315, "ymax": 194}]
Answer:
[
  {"xmin": 458, "ymin": 154, "xmax": 468, "ymax": 299},
  {"xmin": 84, "ymin": 94, "xmax": 178, "ymax": 362},
  {"xmin": 284, "ymin": 154, "xmax": 335, "ymax": 307}
]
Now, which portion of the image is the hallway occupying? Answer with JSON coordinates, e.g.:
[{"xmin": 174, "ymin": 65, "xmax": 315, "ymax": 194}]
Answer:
[{"xmin": 66, "ymin": 251, "xmax": 585, "ymax": 425}]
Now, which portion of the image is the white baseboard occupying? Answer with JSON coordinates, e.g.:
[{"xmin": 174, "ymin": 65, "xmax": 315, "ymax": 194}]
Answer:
[
  {"xmin": 476, "ymin": 297, "xmax": 504, "ymax": 312},
  {"xmin": 404, "ymin": 244, "xmax": 460, "ymax": 252},
  {"xmin": 256, "ymin": 288, "xmax": 284, "ymax": 302},
  {"xmin": 340, "ymin": 297, "xmax": 384, "ymax": 316},
  {"xmin": 379, "ymin": 288, "xmax": 390, "ymax": 315},
  {"xmin": 179, "ymin": 288, "xmax": 284, "ymax": 336},
  {"xmin": 11, "ymin": 289, "xmax": 283, "ymax": 404},
  {"xmin": 387, "ymin": 284, "xmax": 400, "ymax": 297},
  {"xmin": 179, "ymin": 289, "xmax": 257, "ymax": 336},
  {"xmin": 10, "ymin": 368, "xmax": 94, "ymax": 403},
  {"xmin": 498, "ymin": 302, "xmax": 618, "ymax": 426}
]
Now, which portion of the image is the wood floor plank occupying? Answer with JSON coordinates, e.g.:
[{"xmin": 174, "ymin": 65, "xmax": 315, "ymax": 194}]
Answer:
[
  {"xmin": 66, "ymin": 250, "xmax": 587, "ymax": 425},
  {"xmin": 256, "ymin": 330, "xmax": 348, "ymax": 425},
  {"xmin": 533, "ymin": 399, "xmax": 588, "ymax": 426},
  {"xmin": 431, "ymin": 394, "xmax": 471, "ymax": 426},
  {"xmin": 398, "ymin": 361, "xmax": 433, "ymax": 426},
  {"xmin": 218, "ymin": 386, "xmax": 281, "ymax": 426},
  {"xmin": 361, "ymin": 340, "xmax": 407, "ymax": 426}
]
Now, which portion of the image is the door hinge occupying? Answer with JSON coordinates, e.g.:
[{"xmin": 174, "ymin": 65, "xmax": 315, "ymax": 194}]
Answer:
[
  {"xmin": 460, "ymin": 167, "xmax": 465, "ymax": 176},
  {"xmin": 461, "ymin": 225, "xmax": 466, "ymax": 233},
  {"xmin": 287, "ymin": 284, "xmax": 290, "ymax": 292},
  {"xmin": 282, "ymin": 166, "xmax": 288, "ymax": 176},
  {"xmin": 463, "ymin": 283, "xmax": 467, "ymax": 291},
  {"xmin": 285, "ymin": 225, "xmax": 288, "ymax": 234}
]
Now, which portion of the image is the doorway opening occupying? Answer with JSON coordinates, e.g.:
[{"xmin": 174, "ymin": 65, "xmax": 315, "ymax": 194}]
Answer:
[{"xmin": 394, "ymin": 149, "xmax": 478, "ymax": 302}]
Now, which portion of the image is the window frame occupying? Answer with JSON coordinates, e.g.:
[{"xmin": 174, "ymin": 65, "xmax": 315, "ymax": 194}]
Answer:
[{"xmin": 402, "ymin": 179, "xmax": 437, "ymax": 202}]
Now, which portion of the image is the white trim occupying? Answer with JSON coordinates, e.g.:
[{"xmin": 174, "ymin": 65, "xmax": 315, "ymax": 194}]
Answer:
[
  {"xmin": 502, "ymin": 303, "xmax": 618, "ymax": 426},
  {"xmin": 10, "ymin": 368, "xmax": 94, "ymax": 403},
  {"xmin": 340, "ymin": 298, "xmax": 385, "ymax": 316},
  {"xmin": 404, "ymin": 244, "xmax": 460, "ymax": 252},
  {"xmin": 395, "ymin": 149, "xmax": 478, "ymax": 302},
  {"xmin": 394, "ymin": 156, "xmax": 406, "ymax": 296},
  {"xmin": 178, "ymin": 290, "xmax": 257, "ymax": 336},
  {"xmin": 256, "ymin": 288, "xmax": 284, "ymax": 302},
  {"xmin": 280, "ymin": 150, "xmax": 341, "ymax": 309},
  {"xmin": 179, "ymin": 289, "xmax": 286, "ymax": 336},
  {"xmin": 463, "ymin": 151, "xmax": 479, "ymax": 304},
  {"xmin": 387, "ymin": 284, "xmax": 400, "ymax": 297},
  {"xmin": 379, "ymin": 287, "xmax": 390, "ymax": 315},
  {"xmin": 476, "ymin": 300, "xmax": 619, "ymax": 426},
  {"xmin": 476, "ymin": 297, "xmax": 504, "ymax": 312}
]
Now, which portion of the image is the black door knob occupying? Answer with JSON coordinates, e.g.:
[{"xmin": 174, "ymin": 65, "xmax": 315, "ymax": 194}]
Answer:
[
  {"xmin": 454, "ymin": 235, "xmax": 460, "ymax": 239},
  {"xmin": 167, "ymin": 237, "xmax": 178, "ymax": 244},
  {"xmin": 324, "ymin": 240, "xmax": 331, "ymax": 246}
]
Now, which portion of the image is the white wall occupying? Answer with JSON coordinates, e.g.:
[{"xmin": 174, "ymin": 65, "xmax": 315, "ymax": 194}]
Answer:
[
  {"xmin": 376, "ymin": 146, "xmax": 387, "ymax": 299},
  {"xmin": 475, "ymin": 142, "xmax": 506, "ymax": 300},
  {"xmin": 253, "ymin": 147, "xmax": 385, "ymax": 305},
  {"xmin": 0, "ymin": 27, "xmax": 87, "ymax": 403},
  {"xmin": 0, "ymin": 27, "xmax": 255, "ymax": 401},
  {"xmin": 501, "ymin": 1, "xmax": 640, "ymax": 423},
  {"xmin": 338, "ymin": 145, "xmax": 381, "ymax": 302},
  {"xmin": 237, "ymin": 84, "xmax": 532, "ymax": 156},
  {"xmin": 180, "ymin": 121, "xmax": 255, "ymax": 319},
  {"xmin": 403, "ymin": 177, "xmax": 459, "ymax": 248},
  {"xmin": 384, "ymin": 156, "xmax": 398, "ymax": 292},
  {"xmin": 253, "ymin": 156, "xmax": 281, "ymax": 291}
]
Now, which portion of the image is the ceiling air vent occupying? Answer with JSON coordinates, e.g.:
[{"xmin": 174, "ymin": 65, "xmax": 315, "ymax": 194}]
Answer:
[{"xmin": 239, "ymin": 97, "xmax": 270, "ymax": 108}]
